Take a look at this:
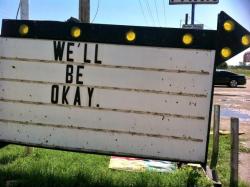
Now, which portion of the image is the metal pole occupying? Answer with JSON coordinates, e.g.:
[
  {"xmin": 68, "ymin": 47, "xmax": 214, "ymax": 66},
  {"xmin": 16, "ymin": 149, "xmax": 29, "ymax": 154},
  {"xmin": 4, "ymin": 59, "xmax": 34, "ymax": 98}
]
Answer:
[
  {"xmin": 210, "ymin": 105, "xmax": 220, "ymax": 169},
  {"xmin": 20, "ymin": 0, "xmax": 29, "ymax": 20},
  {"xmin": 185, "ymin": 13, "xmax": 189, "ymax": 25},
  {"xmin": 191, "ymin": 4, "xmax": 195, "ymax": 25},
  {"xmin": 230, "ymin": 118, "xmax": 239, "ymax": 187},
  {"xmin": 79, "ymin": 0, "xmax": 90, "ymax": 23}
]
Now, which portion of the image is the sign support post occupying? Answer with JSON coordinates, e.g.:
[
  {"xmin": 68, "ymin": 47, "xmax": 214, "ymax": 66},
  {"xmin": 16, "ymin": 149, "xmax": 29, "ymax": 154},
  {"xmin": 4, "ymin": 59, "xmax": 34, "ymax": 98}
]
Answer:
[
  {"xmin": 170, "ymin": 0, "xmax": 219, "ymax": 29},
  {"xmin": 20, "ymin": 0, "xmax": 29, "ymax": 20},
  {"xmin": 191, "ymin": 4, "xmax": 195, "ymax": 24},
  {"xmin": 79, "ymin": 0, "xmax": 90, "ymax": 23}
]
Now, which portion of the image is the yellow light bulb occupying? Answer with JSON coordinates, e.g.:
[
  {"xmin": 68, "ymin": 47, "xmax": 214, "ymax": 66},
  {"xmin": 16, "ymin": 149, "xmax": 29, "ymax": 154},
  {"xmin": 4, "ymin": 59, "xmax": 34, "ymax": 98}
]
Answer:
[
  {"xmin": 19, "ymin": 24, "xmax": 29, "ymax": 35},
  {"xmin": 126, "ymin": 31, "xmax": 136, "ymax": 42},
  {"xmin": 223, "ymin": 20, "xmax": 234, "ymax": 32},
  {"xmin": 241, "ymin": 35, "xmax": 250, "ymax": 46},
  {"xmin": 182, "ymin": 33, "xmax": 193, "ymax": 45},
  {"xmin": 71, "ymin": 27, "xmax": 81, "ymax": 38},
  {"xmin": 221, "ymin": 47, "xmax": 232, "ymax": 58}
]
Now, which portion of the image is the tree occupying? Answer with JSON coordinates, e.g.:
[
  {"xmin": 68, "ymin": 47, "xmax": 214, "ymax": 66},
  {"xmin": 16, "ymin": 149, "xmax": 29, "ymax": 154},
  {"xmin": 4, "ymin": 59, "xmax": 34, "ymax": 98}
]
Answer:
[{"xmin": 217, "ymin": 62, "xmax": 228, "ymax": 69}]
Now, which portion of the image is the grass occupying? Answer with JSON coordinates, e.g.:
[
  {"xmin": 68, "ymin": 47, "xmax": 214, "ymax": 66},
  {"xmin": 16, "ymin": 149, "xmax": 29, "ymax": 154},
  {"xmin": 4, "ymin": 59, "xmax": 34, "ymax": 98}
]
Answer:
[
  {"xmin": 228, "ymin": 68, "xmax": 250, "ymax": 78},
  {"xmin": 0, "ymin": 135, "xmax": 249, "ymax": 187},
  {"xmin": 0, "ymin": 145, "xmax": 211, "ymax": 187},
  {"xmin": 208, "ymin": 135, "xmax": 250, "ymax": 187}
]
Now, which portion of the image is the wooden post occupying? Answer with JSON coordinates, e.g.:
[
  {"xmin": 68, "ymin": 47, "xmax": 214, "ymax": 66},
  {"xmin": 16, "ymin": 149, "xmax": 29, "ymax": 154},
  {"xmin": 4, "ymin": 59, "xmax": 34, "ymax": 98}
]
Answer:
[
  {"xmin": 20, "ymin": 0, "xmax": 33, "ymax": 155},
  {"xmin": 210, "ymin": 105, "xmax": 220, "ymax": 169},
  {"xmin": 24, "ymin": 146, "xmax": 33, "ymax": 155},
  {"xmin": 79, "ymin": 0, "xmax": 90, "ymax": 23},
  {"xmin": 230, "ymin": 117, "xmax": 239, "ymax": 187}
]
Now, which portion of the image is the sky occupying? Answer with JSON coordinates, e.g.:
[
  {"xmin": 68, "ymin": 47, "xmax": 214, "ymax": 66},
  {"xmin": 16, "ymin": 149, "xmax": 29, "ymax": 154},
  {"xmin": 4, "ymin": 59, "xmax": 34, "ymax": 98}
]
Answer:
[{"xmin": 0, "ymin": 0, "xmax": 249, "ymax": 65}]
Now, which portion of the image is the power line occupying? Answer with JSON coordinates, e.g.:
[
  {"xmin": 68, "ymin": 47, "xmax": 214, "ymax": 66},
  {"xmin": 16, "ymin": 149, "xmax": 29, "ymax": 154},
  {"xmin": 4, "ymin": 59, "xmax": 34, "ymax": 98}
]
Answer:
[
  {"xmin": 138, "ymin": 0, "xmax": 148, "ymax": 25},
  {"xmin": 154, "ymin": 0, "xmax": 161, "ymax": 26},
  {"xmin": 187, "ymin": 15, "xmax": 213, "ymax": 29},
  {"xmin": 91, "ymin": 0, "xmax": 100, "ymax": 23},
  {"xmin": 145, "ymin": 0, "xmax": 156, "ymax": 26},
  {"xmin": 162, "ymin": 0, "xmax": 167, "ymax": 27},
  {"xmin": 16, "ymin": 1, "xmax": 21, "ymax": 19}
]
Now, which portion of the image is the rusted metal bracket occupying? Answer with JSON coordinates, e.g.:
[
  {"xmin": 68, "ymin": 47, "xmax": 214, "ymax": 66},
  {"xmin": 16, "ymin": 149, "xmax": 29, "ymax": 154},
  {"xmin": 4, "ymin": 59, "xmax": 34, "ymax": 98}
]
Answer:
[{"xmin": 203, "ymin": 166, "xmax": 222, "ymax": 187}]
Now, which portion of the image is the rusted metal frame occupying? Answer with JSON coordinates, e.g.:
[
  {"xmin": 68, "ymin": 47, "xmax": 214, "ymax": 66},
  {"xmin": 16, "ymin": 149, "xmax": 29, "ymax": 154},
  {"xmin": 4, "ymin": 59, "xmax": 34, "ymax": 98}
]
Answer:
[
  {"xmin": 202, "ymin": 106, "xmax": 221, "ymax": 186},
  {"xmin": 203, "ymin": 166, "xmax": 222, "ymax": 187},
  {"xmin": 210, "ymin": 105, "xmax": 220, "ymax": 168}
]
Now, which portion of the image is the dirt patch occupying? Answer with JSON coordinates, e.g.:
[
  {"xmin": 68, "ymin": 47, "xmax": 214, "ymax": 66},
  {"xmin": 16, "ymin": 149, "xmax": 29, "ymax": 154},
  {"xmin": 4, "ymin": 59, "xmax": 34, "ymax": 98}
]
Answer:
[
  {"xmin": 213, "ymin": 78, "xmax": 250, "ymax": 183},
  {"xmin": 239, "ymin": 153, "xmax": 250, "ymax": 183}
]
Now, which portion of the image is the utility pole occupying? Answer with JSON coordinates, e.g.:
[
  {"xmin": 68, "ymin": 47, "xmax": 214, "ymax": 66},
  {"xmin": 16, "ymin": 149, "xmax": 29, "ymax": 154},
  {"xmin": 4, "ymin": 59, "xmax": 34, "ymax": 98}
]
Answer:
[
  {"xmin": 20, "ymin": 0, "xmax": 29, "ymax": 20},
  {"xmin": 79, "ymin": 0, "xmax": 90, "ymax": 23},
  {"xmin": 20, "ymin": 0, "xmax": 33, "ymax": 155},
  {"xmin": 191, "ymin": 4, "xmax": 195, "ymax": 24}
]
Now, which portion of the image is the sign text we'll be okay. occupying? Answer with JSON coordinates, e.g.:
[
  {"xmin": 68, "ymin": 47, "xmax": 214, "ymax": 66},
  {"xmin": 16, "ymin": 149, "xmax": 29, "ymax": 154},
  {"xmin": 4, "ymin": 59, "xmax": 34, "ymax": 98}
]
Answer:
[{"xmin": 51, "ymin": 41, "xmax": 102, "ymax": 107}]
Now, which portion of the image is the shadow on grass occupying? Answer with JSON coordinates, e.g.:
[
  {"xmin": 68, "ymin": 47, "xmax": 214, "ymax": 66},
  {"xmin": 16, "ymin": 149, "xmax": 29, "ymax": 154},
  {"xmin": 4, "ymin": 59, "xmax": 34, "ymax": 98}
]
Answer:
[
  {"xmin": 0, "ymin": 168, "xmax": 203, "ymax": 187},
  {"xmin": 0, "ymin": 154, "xmax": 21, "ymax": 165},
  {"xmin": 0, "ymin": 171, "xmax": 145, "ymax": 187}
]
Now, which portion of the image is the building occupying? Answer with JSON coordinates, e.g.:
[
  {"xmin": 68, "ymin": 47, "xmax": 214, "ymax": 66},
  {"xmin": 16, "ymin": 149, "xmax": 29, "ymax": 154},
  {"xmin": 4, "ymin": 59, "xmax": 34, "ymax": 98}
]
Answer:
[{"xmin": 243, "ymin": 51, "xmax": 250, "ymax": 66}]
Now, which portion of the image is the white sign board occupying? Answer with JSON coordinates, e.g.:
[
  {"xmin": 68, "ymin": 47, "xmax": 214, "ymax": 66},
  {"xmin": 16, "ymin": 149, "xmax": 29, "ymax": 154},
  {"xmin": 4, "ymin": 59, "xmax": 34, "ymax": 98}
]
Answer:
[
  {"xmin": 182, "ymin": 24, "xmax": 204, "ymax": 30},
  {"xmin": 0, "ymin": 37, "xmax": 215, "ymax": 163},
  {"xmin": 169, "ymin": 0, "xmax": 219, "ymax": 4}
]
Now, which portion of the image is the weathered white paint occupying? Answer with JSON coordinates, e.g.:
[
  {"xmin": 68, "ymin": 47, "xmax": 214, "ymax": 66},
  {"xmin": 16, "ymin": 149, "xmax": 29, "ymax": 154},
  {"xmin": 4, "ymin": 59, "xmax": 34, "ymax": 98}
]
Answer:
[
  {"xmin": 0, "ymin": 121, "xmax": 206, "ymax": 162},
  {"xmin": 0, "ymin": 59, "xmax": 211, "ymax": 95},
  {"xmin": 0, "ymin": 38, "xmax": 214, "ymax": 72},
  {"xmin": 0, "ymin": 37, "xmax": 215, "ymax": 163},
  {"xmin": 0, "ymin": 80, "xmax": 209, "ymax": 117}
]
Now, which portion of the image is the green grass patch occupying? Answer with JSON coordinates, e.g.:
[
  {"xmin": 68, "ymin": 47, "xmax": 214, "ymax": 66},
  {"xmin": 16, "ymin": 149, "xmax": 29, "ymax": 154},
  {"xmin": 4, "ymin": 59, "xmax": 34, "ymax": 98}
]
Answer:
[
  {"xmin": 240, "ymin": 145, "xmax": 250, "ymax": 153},
  {"xmin": 0, "ymin": 135, "xmax": 249, "ymax": 186},
  {"xmin": 208, "ymin": 135, "xmax": 250, "ymax": 187},
  {"xmin": 0, "ymin": 145, "xmax": 212, "ymax": 187},
  {"xmin": 228, "ymin": 68, "xmax": 250, "ymax": 78}
]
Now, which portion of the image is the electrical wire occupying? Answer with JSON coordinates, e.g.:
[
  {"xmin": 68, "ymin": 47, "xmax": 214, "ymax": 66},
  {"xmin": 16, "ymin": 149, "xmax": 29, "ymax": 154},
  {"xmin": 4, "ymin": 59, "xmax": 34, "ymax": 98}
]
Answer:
[
  {"xmin": 138, "ymin": 0, "xmax": 148, "ymax": 25},
  {"xmin": 145, "ymin": 0, "xmax": 156, "ymax": 26},
  {"xmin": 162, "ymin": 0, "xmax": 167, "ymax": 27},
  {"xmin": 154, "ymin": 0, "xmax": 161, "ymax": 26},
  {"xmin": 16, "ymin": 1, "xmax": 21, "ymax": 19},
  {"xmin": 188, "ymin": 15, "xmax": 213, "ymax": 30},
  {"xmin": 91, "ymin": 0, "xmax": 100, "ymax": 23}
]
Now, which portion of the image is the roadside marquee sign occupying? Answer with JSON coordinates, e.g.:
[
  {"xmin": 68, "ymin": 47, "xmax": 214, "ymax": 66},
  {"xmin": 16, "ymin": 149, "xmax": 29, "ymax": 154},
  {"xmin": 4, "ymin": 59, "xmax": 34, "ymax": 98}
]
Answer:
[{"xmin": 0, "ymin": 12, "xmax": 249, "ymax": 165}]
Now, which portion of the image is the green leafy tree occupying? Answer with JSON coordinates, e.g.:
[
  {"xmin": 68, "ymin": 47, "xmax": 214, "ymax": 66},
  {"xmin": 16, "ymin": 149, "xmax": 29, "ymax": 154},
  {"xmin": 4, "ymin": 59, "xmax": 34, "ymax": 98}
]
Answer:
[{"xmin": 217, "ymin": 62, "xmax": 228, "ymax": 69}]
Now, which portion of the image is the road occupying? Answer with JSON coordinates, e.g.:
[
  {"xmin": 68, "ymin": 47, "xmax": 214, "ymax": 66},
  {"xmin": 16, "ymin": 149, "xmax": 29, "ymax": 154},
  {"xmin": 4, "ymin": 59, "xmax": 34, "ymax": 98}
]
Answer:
[{"xmin": 213, "ymin": 78, "xmax": 250, "ymax": 183}]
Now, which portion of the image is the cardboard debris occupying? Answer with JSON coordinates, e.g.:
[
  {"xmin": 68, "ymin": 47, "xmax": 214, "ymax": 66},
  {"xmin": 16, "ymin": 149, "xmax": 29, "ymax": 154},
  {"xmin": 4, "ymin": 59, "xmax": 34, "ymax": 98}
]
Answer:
[{"xmin": 109, "ymin": 156, "xmax": 176, "ymax": 172}]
